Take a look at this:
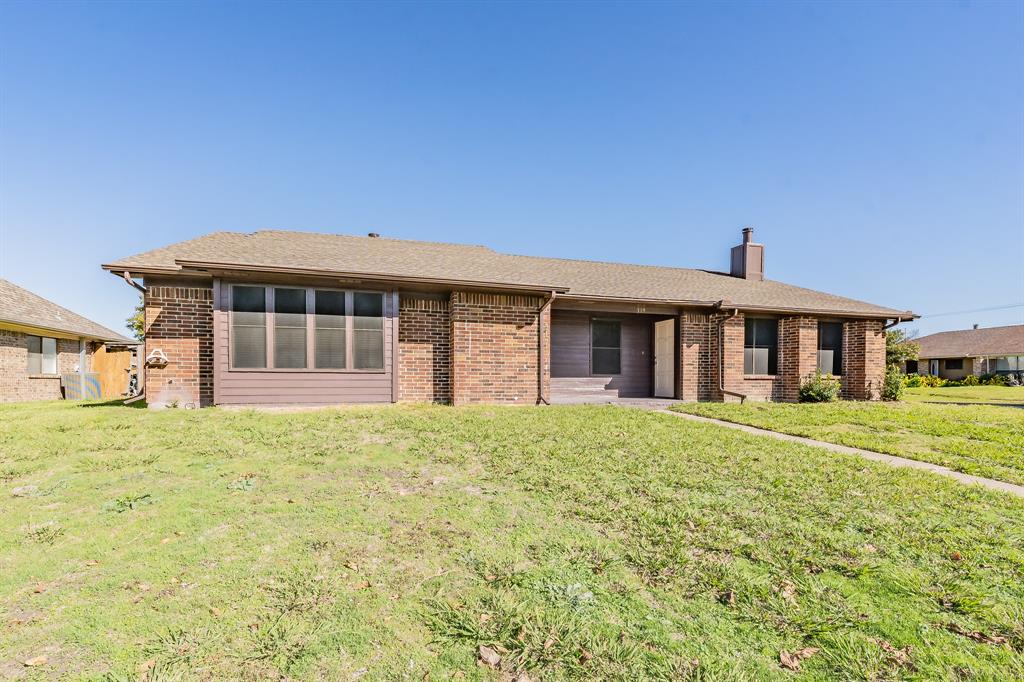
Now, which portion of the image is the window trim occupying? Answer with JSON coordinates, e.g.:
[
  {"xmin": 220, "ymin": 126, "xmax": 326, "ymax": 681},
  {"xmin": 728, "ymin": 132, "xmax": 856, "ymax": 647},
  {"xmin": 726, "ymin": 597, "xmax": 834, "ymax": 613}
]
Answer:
[
  {"xmin": 589, "ymin": 317, "xmax": 622, "ymax": 376},
  {"xmin": 743, "ymin": 316, "xmax": 779, "ymax": 377},
  {"xmin": 228, "ymin": 283, "xmax": 387, "ymax": 373}
]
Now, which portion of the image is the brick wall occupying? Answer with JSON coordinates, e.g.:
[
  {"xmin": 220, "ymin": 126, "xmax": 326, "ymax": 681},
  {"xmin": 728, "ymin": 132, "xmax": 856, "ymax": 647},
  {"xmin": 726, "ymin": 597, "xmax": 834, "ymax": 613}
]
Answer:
[
  {"xmin": 678, "ymin": 312, "xmax": 716, "ymax": 401},
  {"xmin": 719, "ymin": 313, "xmax": 787, "ymax": 402},
  {"xmin": 0, "ymin": 330, "xmax": 86, "ymax": 402},
  {"xmin": 842, "ymin": 319, "xmax": 885, "ymax": 400},
  {"xmin": 398, "ymin": 296, "xmax": 451, "ymax": 403},
  {"xmin": 450, "ymin": 291, "xmax": 545, "ymax": 405},
  {"xmin": 779, "ymin": 316, "xmax": 818, "ymax": 402},
  {"xmin": 144, "ymin": 281, "xmax": 214, "ymax": 408}
]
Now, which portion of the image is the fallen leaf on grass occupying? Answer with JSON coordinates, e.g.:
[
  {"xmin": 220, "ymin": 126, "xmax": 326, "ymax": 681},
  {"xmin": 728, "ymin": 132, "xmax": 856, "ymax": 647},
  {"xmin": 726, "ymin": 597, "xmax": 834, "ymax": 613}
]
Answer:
[
  {"xmin": 949, "ymin": 551, "xmax": 963, "ymax": 562},
  {"xmin": 23, "ymin": 655, "xmax": 48, "ymax": 667},
  {"xmin": 84, "ymin": 560, "xmax": 99, "ymax": 567},
  {"xmin": 780, "ymin": 581, "xmax": 797, "ymax": 604},
  {"xmin": 478, "ymin": 645, "xmax": 501, "ymax": 668},
  {"xmin": 946, "ymin": 623, "xmax": 1008, "ymax": 645},
  {"xmin": 873, "ymin": 639, "xmax": 913, "ymax": 668},
  {"xmin": 33, "ymin": 583, "xmax": 46, "ymax": 594},
  {"xmin": 139, "ymin": 659, "xmax": 155, "ymax": 673},
  {"xmin": 719, "ymin": 590, "xmax": 736, "ymax": 606},
  {"xmin": 779, "ymin": 647, "xmax": 820, "ymax": 671}
]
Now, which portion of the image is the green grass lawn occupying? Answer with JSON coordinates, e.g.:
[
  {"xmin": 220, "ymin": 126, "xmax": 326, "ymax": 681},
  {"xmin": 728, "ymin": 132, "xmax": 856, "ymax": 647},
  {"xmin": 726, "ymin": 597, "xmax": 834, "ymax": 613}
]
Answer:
[
  {"xmin": 672, "ymin": 400, "xmax": 1024, "ymax": 487},
  {"xmin": 2, "ymin": 401, "xmax": 1023, "ymax": 680},
  {"xmin": 905, "ymin": 385, "xmax": 1024, "ymax": 405}
]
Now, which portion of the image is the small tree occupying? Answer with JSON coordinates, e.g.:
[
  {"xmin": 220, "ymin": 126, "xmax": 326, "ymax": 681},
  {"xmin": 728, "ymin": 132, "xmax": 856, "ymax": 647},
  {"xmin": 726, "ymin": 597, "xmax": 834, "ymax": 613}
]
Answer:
[
  {"xmin": 885, "ymin": 329, "xmax": 919, "ymax": 369},
  {"xmin": 126, "ymin": 298, "xmax": 144, "ymax": 341}
]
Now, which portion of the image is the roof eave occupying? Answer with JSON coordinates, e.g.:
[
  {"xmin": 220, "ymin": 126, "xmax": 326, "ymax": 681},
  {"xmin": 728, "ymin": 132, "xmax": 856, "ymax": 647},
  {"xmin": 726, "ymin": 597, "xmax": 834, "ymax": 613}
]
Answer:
[
  {"xmin": 0, "ymin": 318, "xmax": 132, "ymax": 344},
  {"xmin": 171, "ymin": 259, "xmax": 571, "ymax": 294}
]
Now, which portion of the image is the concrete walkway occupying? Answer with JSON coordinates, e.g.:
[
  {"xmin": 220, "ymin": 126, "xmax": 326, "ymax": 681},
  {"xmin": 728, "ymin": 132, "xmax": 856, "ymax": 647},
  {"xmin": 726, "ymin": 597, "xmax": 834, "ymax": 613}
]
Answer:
[{"xmin": 657, "ymin": 409, "xmax": 1024, "ymax": 498}]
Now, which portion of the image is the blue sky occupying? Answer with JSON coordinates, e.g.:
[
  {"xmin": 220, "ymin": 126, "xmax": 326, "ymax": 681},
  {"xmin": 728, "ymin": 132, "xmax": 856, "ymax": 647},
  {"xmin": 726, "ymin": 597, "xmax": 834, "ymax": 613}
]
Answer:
[{"xmin": 1, "ymin": 0, "xmax": 1021, "ymax": 338}]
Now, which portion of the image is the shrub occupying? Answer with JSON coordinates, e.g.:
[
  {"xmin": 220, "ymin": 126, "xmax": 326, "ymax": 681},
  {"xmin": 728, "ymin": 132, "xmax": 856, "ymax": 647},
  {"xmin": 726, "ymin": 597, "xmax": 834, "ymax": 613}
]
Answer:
[
  {"xmin": 903, "ymin": 373, "xmax": 945, "ymax": 388},
  {"xmin": 882, "ymin": 366, "xmax": 905, "ymax": 401},
  {"xmin": 799, "ymin": 370, "xmax": 842, "ymax": 403}
]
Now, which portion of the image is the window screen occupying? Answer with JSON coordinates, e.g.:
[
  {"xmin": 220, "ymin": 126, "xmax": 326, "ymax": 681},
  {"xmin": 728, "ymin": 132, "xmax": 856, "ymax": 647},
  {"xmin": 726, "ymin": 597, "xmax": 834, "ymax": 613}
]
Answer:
[
  {"xmin": 817, "ymin": 322, "xmax": 843, "ymax": 375},
  {"xmin": 231, "ymin": 286, "xmax": 267, "ymax": 368},
  {"xmin": 274, "ymin": 288, "xmax": 307, "ymax": 368},
  {"xmin": 315, "ymin": 290, "xmax": 346, "ymax": 369},
  {"xmin": 945, "ymin": 358, "xmax": 963, "ymax": 371},
  {"xmin": 744, "ymin": 318, "xmax": 778, "ymax": 375},
  {"xmin": 905, "ymin": 360, "xmax": 919, "ymax": 374},
  {"xmin": 591, "ymin": 319, "xmax": 621, "ymax": 375},
  {"xmin": 353, "ymin": 293, "xmax": 384, "ymax": 370}
]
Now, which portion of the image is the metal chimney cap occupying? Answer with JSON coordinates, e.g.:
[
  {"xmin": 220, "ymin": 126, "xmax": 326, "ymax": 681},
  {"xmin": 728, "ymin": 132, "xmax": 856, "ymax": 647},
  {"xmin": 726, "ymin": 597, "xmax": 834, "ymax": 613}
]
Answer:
[
  {"xmin": 742, "ymin": 226, "xmax": 754, "ymax": 242},
  {"xmin": 367, "ymin": 232, "xmax": 381, "ymax": 238}
]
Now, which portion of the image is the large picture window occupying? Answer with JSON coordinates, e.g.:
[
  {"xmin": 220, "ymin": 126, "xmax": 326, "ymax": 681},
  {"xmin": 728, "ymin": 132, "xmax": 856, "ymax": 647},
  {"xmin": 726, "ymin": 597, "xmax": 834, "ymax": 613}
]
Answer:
[
  {"xmin": 230, "ymin": 285, "xmax": 385, "ymax": 371},
  {"xmin": 231, "ymin": 286, "xmax": 268, "ymax": 368},
  {"xmin": 27, "ymin": 335, "xmax": 57, "ymax": 374},
  {"xmin": 274, "ymin": 288, "xmax": 307, "ymax": 369},
  {"xmin": 315, "ymin": 290, "xmax": 346, "ymax": 369},
  {"xmin": 353, "ymin": 292, "xmax": 384, "ymax": 370},
  {"xmin": 591, "ymin": 319, "xmax": 621, "ymax": 375},
  {"xmin": 744, "ymin": 317, "xmax": 778, "ymax": 375},
  {"xmin": 817, "ymin": 321, "xmax": 843, "ymax": 375}
]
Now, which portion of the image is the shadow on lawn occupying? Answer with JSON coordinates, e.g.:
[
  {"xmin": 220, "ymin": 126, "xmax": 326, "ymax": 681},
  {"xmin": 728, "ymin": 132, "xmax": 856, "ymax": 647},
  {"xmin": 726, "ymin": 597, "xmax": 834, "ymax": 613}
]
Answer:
[{"xmin": 77, "ymin": 398, "xmax": 147, "ymax": 409}]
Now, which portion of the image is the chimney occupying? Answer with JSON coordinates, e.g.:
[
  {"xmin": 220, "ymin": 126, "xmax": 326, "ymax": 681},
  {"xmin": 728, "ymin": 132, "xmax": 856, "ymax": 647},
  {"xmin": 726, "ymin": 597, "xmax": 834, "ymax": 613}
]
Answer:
[
  {"xmin": 367, "ymin": 232, "xmax": 381, "ymax": 238},
  {"xmin": 730, "ymin": 227, "xmax": 764, "ymax": 281},
  {"xmin": 973, "ymin": 324, "xmax": 979, "ymax": 330}
]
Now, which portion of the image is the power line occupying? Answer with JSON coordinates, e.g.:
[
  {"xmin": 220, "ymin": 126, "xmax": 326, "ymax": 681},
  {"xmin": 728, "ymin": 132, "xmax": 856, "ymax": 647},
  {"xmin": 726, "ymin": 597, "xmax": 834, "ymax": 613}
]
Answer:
[{"xmin": 918, "ymin": 302, "xmax": 1024, "ymax": 319}]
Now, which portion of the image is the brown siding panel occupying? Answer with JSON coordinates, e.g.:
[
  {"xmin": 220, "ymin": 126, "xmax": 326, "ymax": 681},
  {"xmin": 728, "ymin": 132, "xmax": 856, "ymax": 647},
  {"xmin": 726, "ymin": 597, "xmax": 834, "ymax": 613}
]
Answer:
[{"xmin": 551, "ymin": 310, "xmax": 652, "ymax": 398}]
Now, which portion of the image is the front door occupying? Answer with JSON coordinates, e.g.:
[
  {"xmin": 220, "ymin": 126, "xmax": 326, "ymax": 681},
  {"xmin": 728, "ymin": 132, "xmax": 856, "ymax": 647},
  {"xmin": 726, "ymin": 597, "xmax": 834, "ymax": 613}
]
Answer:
[{"xmin": 654, "ymin": 319, "xmax": 674, "ymax": 398}]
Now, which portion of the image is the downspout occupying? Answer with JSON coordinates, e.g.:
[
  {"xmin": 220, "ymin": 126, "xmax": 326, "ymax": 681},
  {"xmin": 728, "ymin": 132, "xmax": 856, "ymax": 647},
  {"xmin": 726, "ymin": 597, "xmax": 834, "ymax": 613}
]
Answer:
[
  {"xmin": 538, "ymin": 291, "xmax": 556, "ymax": 405},
  {"xmin": 119, "ymin": 271, "xmax": 147, "ymax": 404},
  {"xmin": 715, "ymin": 302, "xmax": 747, "ymax": 403}
]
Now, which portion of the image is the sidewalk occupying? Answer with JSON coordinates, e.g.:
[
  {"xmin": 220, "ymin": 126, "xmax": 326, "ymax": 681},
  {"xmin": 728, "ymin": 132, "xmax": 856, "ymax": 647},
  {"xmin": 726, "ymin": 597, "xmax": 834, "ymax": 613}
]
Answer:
[{"xmin": 658, "ymin": 409, "xmax": 1024, "ymax": 498}]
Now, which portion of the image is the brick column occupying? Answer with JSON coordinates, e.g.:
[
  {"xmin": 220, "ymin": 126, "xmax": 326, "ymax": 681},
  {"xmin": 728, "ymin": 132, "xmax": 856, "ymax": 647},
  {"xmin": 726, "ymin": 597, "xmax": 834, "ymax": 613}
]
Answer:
[
  {"xmin": 842, "ymin": 319, "xmax": 885, "ymax": 400},
  {"xmin": 144, "ymin": 282, "xmax": 214, "ymax": 408},
  {"xmin": 450, "ymin": 291, "xmax": 545, "ymax": 405},
  {"xmin": 397, "ymin": 296, "xmax": 451, "ymax": 403},
  {"xmin": 678, "ymin": 312, "xmax": 715, "ymax": 401},
  {"xmin": 719, "ymin": 312, "xmax": 746, "ymax": 402},
  {"xmin": 779, "ymin": 316, "xmax": 818, "ymax": 402}
]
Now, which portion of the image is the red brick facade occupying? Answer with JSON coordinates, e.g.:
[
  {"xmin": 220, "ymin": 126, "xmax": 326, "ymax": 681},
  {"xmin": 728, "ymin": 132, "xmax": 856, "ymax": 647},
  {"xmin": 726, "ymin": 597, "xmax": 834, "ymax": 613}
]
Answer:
[
  {"xmin": 397, "ymin": 297, "xmax": 451, "ymax": 403},
  {"xmin": 450, "ymin": 291, "xmax": 545, "ymax": 405},
  {"xmin": 140, "ymin": 279, "xmax": 886, "ymax": 406},
  {"xmin": 842, "ymin": 319, "xmax": 886, "ymax": 400},
  {"xmin": 143, "ymin": 282, "xmax": 214, "ymax": 408},
  {"xmin": 779, "ymin": 316, "xmax": 819, "ymax": 402}
]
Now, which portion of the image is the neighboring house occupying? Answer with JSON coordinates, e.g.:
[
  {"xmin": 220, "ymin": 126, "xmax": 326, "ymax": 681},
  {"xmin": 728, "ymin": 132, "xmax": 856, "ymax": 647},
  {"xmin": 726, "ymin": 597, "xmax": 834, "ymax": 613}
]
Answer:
[
  {"xmin": 906, "ymin": 324, "xmax": 1024, "ymax": 379},
  {"xmin": 102, "ymin": 228, "xmax": 914, "ymax": 408},
  {"xmin": 0, "ymin": 279, "xmax": 136, "ymax": 402}
]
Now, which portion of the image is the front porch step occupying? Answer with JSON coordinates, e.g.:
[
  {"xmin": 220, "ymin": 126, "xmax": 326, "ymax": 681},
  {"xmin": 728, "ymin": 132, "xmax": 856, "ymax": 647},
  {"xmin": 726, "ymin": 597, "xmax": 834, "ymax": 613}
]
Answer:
[{"xmin": 550, "ymin": 377, "xmax": 619, "ymax": 401}]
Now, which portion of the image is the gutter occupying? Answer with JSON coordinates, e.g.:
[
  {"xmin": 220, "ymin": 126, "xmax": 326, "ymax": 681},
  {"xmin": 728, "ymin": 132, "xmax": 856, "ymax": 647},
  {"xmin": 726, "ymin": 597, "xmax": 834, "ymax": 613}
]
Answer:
[
  {"xmin": 714, "ymin": 302, "xmax": 748, "ymax": 403},
  {"xmin": 537, "ymin": 291, "xmax": 556, "ymax": 405}
]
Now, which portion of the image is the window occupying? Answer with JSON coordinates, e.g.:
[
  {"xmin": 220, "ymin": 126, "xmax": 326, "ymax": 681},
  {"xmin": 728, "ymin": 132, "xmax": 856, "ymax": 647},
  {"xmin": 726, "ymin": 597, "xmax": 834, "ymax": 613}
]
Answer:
[
  {"xmin": 591, "ymin": 319, "xmax": 621, "ymax": 375},
  {"xmin": 353, "ymin": 292, "xmax": 384, "ymax": 369},
  {"xmin": 817, "ymin": 322, "xmax": 843, "ymax": 375},
  {"xmin": 945, "ymin": 358, "xmax": 963, "ymax": 371},
  {"xmin": 230, "ymin": 285, "xmax": 385, "ymax": 371},
  {"xmin": 315, "ymin": 290, "xmax": 346, "ymax": 369},
  {"xmin": 274, "ymin": 288, "xmax": 307, "ymax": 369},
  {"xmin": 744, "ymin": 317, "xmax": 778, "ymax": 375},
  {"xmin": 905, "ymin": 360, "xmax": 919, "ymax": 374},
  {"xmin": 27, "ymin": 335, "xmax": 57, "ymax": 374},
  {"xmin": 231, "ymin": 286, "xmax": 268, "ymax": 368}
]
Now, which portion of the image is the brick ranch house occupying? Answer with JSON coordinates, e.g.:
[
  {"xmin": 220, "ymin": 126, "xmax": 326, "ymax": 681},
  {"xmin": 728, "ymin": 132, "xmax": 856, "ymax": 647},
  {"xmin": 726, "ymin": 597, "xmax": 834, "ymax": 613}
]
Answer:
[
  {"xmin": 906, "ymin": 324, "xmax": 1024, "ymax": 379},
  {"xmin": 102, "ymin": 228, "xmax": 914, "ymax": 408},
  {"xmin": 1, "ymin": 278, "xmax": 135, "ymax": 403}
]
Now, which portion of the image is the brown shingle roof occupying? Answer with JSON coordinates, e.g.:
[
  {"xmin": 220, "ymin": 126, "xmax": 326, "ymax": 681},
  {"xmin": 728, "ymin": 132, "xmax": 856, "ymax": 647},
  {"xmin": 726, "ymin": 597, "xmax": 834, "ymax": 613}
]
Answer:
[
  {"xmin": 916, "ymin": 325, "xmax": 1024, "ymax": 359},
  {"xmin": 104, "ymin": 230, "xmax": 912, "ymax": 318},
  {"xmin": 0, "ymin": 279, "xmax": 133, "ymax": 342}
]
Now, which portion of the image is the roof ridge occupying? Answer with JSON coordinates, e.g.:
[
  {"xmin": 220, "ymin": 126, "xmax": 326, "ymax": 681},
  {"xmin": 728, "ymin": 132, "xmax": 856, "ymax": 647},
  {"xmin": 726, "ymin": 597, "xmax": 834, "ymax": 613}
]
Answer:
[{"xmin": 251, "ymin": 229, "xmax": 496, "ymax": 252}]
